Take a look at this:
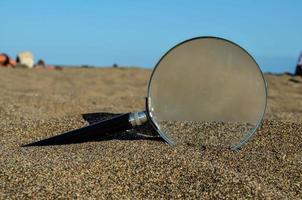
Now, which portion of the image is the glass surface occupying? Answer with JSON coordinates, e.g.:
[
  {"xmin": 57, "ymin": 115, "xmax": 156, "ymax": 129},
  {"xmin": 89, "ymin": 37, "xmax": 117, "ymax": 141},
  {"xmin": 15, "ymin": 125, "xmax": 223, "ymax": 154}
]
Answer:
[{"xmin": 147, "ymin": 37, "xmax": 267, "ymax": 149}]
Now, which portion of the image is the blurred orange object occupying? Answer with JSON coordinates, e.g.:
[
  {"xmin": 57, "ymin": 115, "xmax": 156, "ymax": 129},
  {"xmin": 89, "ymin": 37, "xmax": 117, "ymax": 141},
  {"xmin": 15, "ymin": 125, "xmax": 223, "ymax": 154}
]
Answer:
[
  {"xmin": 0, "ymin": 54, "xmax": 8, "ymax": 65},
  {"xmin": 0, "ymin": 53, "xmax": 16, "ymax": 67}
]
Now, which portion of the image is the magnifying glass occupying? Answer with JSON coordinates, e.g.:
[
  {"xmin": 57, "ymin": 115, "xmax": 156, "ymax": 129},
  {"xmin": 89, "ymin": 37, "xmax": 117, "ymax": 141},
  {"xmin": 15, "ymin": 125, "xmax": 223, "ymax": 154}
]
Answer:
[{"xmin": 23, "ymin": 36, "xmax": 267, "ymax": 150}]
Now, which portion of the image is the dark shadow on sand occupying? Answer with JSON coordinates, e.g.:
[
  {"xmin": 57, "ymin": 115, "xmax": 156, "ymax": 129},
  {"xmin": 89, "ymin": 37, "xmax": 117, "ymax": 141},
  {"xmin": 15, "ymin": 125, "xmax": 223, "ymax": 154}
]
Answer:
[
  {"xmin": 288, "ymin": 78, "xmax": 301, "ymax": 84},
  {"xmin": 22, "ymin": 112, "xmax": 163, "ymax": 147}
]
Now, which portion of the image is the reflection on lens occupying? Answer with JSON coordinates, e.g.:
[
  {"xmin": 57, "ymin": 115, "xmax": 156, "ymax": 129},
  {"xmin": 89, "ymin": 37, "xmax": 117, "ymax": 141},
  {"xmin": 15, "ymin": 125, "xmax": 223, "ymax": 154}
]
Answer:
[{"xmin": 147, "ymin": 37, "xmax": 266, "ymax": 149}]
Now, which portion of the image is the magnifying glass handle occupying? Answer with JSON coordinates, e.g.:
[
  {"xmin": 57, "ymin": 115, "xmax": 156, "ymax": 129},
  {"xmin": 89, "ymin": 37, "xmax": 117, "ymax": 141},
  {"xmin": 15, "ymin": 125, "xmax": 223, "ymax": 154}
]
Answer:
[{"xmin": 22, "ymin": 111, "xmax": 147, "ymax": 147}]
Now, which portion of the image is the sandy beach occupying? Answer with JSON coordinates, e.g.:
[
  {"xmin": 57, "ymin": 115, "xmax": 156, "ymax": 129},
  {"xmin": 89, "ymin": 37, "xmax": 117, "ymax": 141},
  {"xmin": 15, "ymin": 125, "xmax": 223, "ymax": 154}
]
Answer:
[{"xmin": 0, "ymin": 67, "xmax": 301, "ymax": 199}]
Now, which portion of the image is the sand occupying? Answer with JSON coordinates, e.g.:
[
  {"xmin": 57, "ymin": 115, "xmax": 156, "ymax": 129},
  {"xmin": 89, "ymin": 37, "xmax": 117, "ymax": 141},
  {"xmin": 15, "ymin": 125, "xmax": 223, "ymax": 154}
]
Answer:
[
  {"xmin": 160, "ymin": 120, "xmax": 254, "ymax": 148},
  {"xmin": 0, "ymin": 68, "xmax": 301, "ymax": 199}
]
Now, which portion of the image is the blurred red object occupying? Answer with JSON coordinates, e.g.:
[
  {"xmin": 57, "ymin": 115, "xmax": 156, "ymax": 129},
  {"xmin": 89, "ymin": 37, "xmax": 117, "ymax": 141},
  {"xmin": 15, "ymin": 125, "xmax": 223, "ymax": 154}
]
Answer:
[{"xmin": 0, "ymin": 53, "xmax": 16, "ymax": 67}]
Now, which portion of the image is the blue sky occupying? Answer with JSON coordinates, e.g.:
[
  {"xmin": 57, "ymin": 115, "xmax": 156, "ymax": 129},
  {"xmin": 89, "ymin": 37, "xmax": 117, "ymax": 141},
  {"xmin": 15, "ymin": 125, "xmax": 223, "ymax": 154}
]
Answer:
[{"xmin": 1, "ymin": 0, "xmax": 301, "ymax": 73}]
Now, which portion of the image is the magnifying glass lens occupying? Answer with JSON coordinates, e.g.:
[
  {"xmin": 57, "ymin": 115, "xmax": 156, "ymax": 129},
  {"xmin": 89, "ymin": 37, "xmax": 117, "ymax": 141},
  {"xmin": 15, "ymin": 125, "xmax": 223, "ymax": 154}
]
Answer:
[{"xmin": 148, "ymin": 37, "xmax": 266, "ymax": 148}]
